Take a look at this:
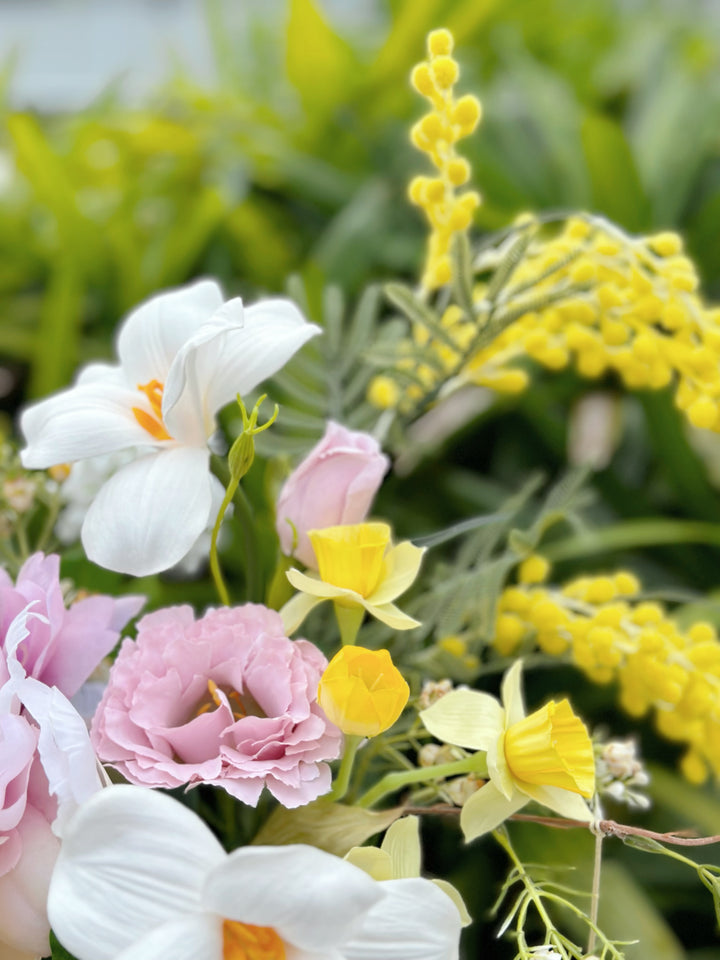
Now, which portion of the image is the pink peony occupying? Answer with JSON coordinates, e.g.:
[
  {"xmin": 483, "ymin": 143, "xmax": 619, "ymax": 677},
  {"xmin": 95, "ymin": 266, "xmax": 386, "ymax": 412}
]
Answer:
[
  {"xmin": 275, "ymin": 420, "xmax": 389, "ymax": 568},
  {"xmin": 91, "ymin": 604, "xmax": 343, "ymax": 808},
  {"xmin": 0, "ymin": 557, "xmax": 142, "ymax": 959},
  {"xmin": 0, "ymin": 553, "xmax": 144, "ymax": 698}
]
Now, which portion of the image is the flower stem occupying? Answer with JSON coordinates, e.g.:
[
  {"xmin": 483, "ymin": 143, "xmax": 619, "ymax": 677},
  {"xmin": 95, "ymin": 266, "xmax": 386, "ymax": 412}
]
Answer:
[
  {"xmin": 587, "ymin": 829, "xmax": 603, "ymax": 955},
  {"xmin": 209, "ymin": 480, "xmax": 237, "ymax": 606},
  {"xmin": 356, "ymin": 752, "xmax": 488, "ymax": 808},
  {"xmin": 329, "ymin": 735, "xmax": 362, "ymax": 801},
  {"xmin": 333, "ymin": 602, "xmax": 365, "ymax": 646},
  {"xmin": 233, "ymin": 484, "xmax": 262, "ymax": 603}
]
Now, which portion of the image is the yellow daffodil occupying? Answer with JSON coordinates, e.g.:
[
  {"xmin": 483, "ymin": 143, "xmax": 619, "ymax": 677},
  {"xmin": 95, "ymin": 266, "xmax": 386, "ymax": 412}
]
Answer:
[
  {"xmin": 318, "ymin": 646, "xmax": 410, "ymax": 738},
  {"xmin": 345, "ymin": 816, "xmax": 471, "ymax": 926},
  {"xmin": 280, "ymin": 522, "xmax": 424, "ymax": 637},
  {"xmin": 420, "ymin": 661, "xmax": 595, "ymax": 841}
]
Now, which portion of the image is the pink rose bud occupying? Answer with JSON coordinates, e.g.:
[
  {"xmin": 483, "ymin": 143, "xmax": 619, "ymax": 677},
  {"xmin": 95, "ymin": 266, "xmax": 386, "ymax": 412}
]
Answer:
[{"xmin": 275, "ymin": 421, "xmax": 389, "ymax": 568}]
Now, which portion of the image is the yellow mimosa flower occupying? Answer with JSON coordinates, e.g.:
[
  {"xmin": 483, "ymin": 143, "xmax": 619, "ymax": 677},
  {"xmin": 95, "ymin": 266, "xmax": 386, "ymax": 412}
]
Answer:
[
  {"xmin": 280, "ymin": 523, "xmax": 424, "ymax": 635},
  {"xmin": 318, "ymin": 645, "xmax": 410, "ymax": 738},
  {"xmin": 420, "ymin": 661, "xmax": 595, "ymax": 841}
]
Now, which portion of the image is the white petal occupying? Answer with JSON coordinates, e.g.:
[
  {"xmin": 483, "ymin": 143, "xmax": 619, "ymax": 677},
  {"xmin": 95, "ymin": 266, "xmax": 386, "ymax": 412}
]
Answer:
[
  {"xmin": 420, "ymin": 689, "xmax": 504, "ymax": 751},
  {"xmin": 203, "ymin": 845, "xmax": 382, "ymax": 952},
  {"xmin": 163, "ymin": 298, "xmax": 321, "ymax": 439},
  {"xmin": 380, "ymin": 817, "xmax": 421, "ymax": 879},
  {"xmin": 117, "ymin": 280, "xmax": 224, "ymax": 386},
  {"xmin": 20, "ymin": 382, "xmax": 154, "ymax": 468},
  {"xmin": 81, "ymin": 447, "xmax": 212, "ymax": 576},
  {"xmin": 11, "ymin": 677, "xmax": 101, "ymax": 835},
  {"xmin": 342, "ymin": 878, "xmax": 461, "ymax": 960},
  {"xmin": 459, "ymin": 781, "xmax": 527, "ymax": 842},
  {"xmin": 518, "ymin": 783, "xmax": 594, "ymax": 823},
  {"xmin": 47, "ymin": 786, "xmax": 225, "ymax": 960},
  {"xmin": 115, "ymin": 914, "xmax": 221, "ymax": 960},
  {"xmin": 501, "ymin": 660, "xmax": 526, "ymax": 726}
]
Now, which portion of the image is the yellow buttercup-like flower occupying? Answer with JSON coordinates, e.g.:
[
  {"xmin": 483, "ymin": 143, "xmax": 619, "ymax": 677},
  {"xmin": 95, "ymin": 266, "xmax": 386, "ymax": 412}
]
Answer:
[
  {"xmin": 420, "ymin": 661, "xmax": 595, "ymax": 841},
  {"xmin": 318, "ymin": 645, "xmax": 410, "ymax": 738},
  {"xmin": 280, "ymin": 522, "xmax": 424, "ymax": 636}
]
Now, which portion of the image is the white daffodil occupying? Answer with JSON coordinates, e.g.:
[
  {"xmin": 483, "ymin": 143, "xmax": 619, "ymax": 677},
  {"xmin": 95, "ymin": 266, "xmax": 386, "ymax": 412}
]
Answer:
[
  {"xmin": 21, "ymin": 280, "xmax": 320, "ymax": 576},
  {"xmin": 420, "ymin": 661, "xmax": 595, "ymax": 842},
  {"xmin": 48, "ymin": 785, "xmax": 462, "ymax": 960}
]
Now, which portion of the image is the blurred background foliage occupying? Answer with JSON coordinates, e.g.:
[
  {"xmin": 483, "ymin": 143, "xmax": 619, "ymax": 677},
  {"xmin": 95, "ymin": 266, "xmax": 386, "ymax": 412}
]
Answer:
[{"xmin": 3, "ymin": 1, "xmax": 720, "ymax": 957}]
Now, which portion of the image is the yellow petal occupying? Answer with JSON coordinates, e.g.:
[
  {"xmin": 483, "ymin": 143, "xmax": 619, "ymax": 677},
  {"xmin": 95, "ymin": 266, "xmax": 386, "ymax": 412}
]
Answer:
[
  {"xmin": 380, "ymin": 816, "xmax": 421, "ymax": 879},
  {"xmin": 344, "ymin": 846, "xmax": 394, "ymax": 881},
  {"xmin": 279, "ymin": 591, "xmax": 324, "ymax": 634},
  {"xmin": 518, "ymin": 782, "xmax": 594, "ymax": 823},
  {"xmin": 368, "ymin": 540, "xmax": 425, "ymax": 605},
  {"xmin": 460, "ymin": 780, "xmax": 528, "ymax": 842},
  {"xmin": 363, "ymin": 600, "xmax": 421, "ymax": 631},
  {"xmin": 420, "ymin": 689, "xmax": 504, "ymax": 751},
  {"xmin": 505, "ymin": 699, "xmax": 595, "ymax": 797},
  {"xmin": 318, "ymin": 646, "xmax": 409, "ymax": 738},
  {"xmin": 310, "ymin": 523, "xmax": 391, "ymax": 597}
]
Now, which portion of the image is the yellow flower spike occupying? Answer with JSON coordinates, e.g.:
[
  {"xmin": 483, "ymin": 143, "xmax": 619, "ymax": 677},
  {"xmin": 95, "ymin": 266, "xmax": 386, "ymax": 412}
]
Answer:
[
  {"xmin": 280, "ymin": 523, "xmax": 425, "ymax": 636},
  {"xmin": 420, "ymin": 661, "xmax": 594, "ymax": 841},
  {"xmin": 318, "ymin": 646, "xmax": 410, "ymax": 738}
]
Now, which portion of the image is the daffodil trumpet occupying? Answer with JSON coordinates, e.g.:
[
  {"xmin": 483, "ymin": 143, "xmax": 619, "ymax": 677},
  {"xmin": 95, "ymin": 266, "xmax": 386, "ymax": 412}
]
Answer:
[
  {"xmin": 280, "ymin": 522, "xmax": 424, "ymax": 640},
  {"xmin": 420, "ymin": 660, "xmax": 595, "ymax": 841}
]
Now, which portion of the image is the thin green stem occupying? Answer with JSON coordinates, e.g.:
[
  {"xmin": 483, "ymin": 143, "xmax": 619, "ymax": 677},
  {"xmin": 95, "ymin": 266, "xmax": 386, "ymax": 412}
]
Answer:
[
  {"xmin": 329, "ymin": 735, "xmax": 362, "ymax": 801},
  {"xmin": 357, "ymin": 753, "xmax": 488, "ymax": 808},
  {"xmin": 587, "ymin": 831, "xmax": 603, "ymax": 955},
  {"xmin": 35, "ymin": 488, "xmax": 62, "ymax": 553},
  {"xmin": 209, "ymin": 480, "xmax": 237, "ymax": 606},
  {"xmin": 334, "ymin": 602, "xmax": 365, "ymax": 646}
]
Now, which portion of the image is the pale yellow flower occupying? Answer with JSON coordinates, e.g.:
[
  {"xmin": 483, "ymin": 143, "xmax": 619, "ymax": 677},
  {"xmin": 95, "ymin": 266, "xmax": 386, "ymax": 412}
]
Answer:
[
  {"xmin": 280, "ymin": 522, "xmax": 424, "ymax": 634},
  {"xmin": 420, "ymin": 661, "xmax": 595, "ymax": 841}
]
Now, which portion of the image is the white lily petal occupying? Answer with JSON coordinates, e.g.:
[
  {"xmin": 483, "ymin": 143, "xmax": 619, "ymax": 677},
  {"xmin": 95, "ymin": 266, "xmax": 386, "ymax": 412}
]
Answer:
[
  {"xmin": 81, "ymin": 447, "xmax": 212, "ymax": 576},
  {"xmin": 203, "ymin": 845, "xmax": 382, "ymax": 952},
  {"xmin": 420, "ymin": 689, "xmax": 504, "ymax": 751},
  {"xmin": 11, "ymin": 676, "xmax": 101, "ymax": 835},
  {"xmin": 459, "ymin": 781, "xmax": 528, "ymax": 842},
  {"xmin": 114, "ymin": 914, "xmax": 221, "ymax": 960},
  {"xmin": 20, "ymin": 382, "xmax": 154, "ymax": 469},
  {"xmin": 501, "ymin": 659, "xmax": 526, "ymax": 727},
  {"xmin": 117, "ymin": 280, "xmax": 224, "ymax": 386},
  {"xmin": 47, "ymin": 786, "xmax": 225, "ymax": 960},
  {"xmin": 367, "ymin": 542, "xmax": 425, "ymax": 606},
  {"xmin": 380, "ymin": 816, "xmax": 421, "ymax": 879},
  {"xmin": 163, "ymin": 298, "xmax": 321, "ymax": 439},
  {"xmin": 343, "ymin": 878, "xmax": 461, "ymax": 960},
  {"xmin": 518, "ymin": 783, "xmax": 594, "ymax": 823}
]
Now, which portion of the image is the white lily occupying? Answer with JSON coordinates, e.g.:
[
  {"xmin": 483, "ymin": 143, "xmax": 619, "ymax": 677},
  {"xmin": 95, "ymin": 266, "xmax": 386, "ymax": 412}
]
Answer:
[
  {"xmin": 21, "ymin": 280, "xmax": 320, "ymax": 575},
  {"xmin": 48, "ymin": 785, "xmax": 462, "ymax": 960}
]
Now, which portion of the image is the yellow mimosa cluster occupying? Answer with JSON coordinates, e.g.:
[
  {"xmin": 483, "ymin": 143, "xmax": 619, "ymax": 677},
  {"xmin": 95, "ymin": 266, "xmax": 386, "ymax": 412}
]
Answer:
[
  {"xmin": 407, "ymin": 28, "xmax": 482, "ymax": 291},
  {"xmin": 494, "ymin": 559, "xmax": 720, "ymax": 785}
]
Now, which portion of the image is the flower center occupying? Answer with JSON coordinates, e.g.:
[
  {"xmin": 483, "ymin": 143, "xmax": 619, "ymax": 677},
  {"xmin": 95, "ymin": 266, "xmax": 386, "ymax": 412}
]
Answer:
[
  {"xmin": 132, "ymin": 379, "xmax": 172, "ymax": 441},
  {"xmin": 194, "ymin": 679, "xmax": 265, "ymax": 722},
  {"xmin": 223, "ymin": 920, "xmax": 286, "ymax": 960},
  {"xmin": 309, "ymin": 522, "xmax": 391, "ymax": 597}
]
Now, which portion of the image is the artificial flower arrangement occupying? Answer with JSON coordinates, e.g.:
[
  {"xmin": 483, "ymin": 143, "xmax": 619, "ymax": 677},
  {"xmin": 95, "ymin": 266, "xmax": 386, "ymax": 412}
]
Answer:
[{"xmin": 2, "ymin": 27, "xmax": 720, "ymax": 960}]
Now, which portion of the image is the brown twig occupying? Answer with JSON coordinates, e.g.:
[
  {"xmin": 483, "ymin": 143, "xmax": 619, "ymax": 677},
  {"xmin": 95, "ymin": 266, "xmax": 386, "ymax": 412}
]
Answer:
[{"xmin": 402, "ymin": 805, "xmax": 720, "ymax": 847}]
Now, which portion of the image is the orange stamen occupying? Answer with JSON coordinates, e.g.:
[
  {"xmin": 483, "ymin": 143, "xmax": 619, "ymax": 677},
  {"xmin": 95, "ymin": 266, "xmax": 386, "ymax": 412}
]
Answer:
[
  {"xmin": 223, "ymin": 921, "xmax": 286, "ymax": 960},
  {"xmin": 132, "ymin": 379, "xmax": 172, "ymax": 441}
]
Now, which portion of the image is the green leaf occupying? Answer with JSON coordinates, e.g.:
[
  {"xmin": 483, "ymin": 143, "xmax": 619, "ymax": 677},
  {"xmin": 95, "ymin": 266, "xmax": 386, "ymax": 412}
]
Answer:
[
  {"xmin": 581, "ymin": 113, "xmax": 650, "ymax": 231},
  {"xmin": 286, "ymin": 0, "xmax": 355, "ymax": 118},
  {"xmin": 251, "ymin": 798, "xmax": 403, "ymax": 856},
  {"xmin": 50, "ymin": 929, "xmax": 80, "ymax": 960}
]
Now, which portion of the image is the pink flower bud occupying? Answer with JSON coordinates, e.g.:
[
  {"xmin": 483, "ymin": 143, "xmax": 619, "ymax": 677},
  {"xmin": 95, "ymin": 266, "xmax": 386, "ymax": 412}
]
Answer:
[{"xmin": 275, "ymin": 422, "xmax": 389, "ymax": 568}]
